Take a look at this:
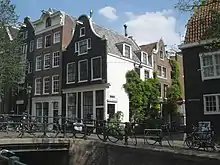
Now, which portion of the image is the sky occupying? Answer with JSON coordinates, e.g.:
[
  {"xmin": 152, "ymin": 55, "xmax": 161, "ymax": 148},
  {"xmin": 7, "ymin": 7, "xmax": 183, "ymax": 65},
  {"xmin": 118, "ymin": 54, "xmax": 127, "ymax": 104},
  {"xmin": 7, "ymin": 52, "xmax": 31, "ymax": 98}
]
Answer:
[{"xmin": 11, "ymin": 0, "xmax": 190, "ymax": 47}]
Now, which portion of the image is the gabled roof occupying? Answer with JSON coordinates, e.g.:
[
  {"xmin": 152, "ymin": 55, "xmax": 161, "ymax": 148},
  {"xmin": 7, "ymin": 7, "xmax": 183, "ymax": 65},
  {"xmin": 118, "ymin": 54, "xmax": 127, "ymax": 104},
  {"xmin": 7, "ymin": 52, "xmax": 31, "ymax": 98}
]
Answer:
[
  {"xmin": 140, "ymin": 42, "xmax": 157, "ymax": 54},
  {"xmin": 91, "ymin": 22, "xmax": 141, "ymax": 62},
  {"xmin": 5, "ymin": 26, "xmax": 19, "ymax": 40},
  {"xmin": 184, "ymin": 0, "xmax": 220, "ymax": 43}
]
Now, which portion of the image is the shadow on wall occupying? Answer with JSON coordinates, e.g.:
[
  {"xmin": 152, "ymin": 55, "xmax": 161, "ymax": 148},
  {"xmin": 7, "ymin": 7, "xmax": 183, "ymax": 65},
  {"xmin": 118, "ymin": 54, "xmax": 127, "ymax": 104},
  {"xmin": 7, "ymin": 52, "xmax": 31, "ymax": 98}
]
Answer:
[{"xmin": 69, "ymin": 140, "xmax": 220, "ymax": 165}]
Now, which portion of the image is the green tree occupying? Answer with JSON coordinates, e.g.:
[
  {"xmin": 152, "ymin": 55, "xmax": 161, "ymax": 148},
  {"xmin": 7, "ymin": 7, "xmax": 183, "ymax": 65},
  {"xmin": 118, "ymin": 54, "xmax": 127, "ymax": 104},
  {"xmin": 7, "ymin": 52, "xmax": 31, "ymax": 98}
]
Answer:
[
  {"xmin": 123, "ymin": 70, "xmax": 161, "ymax": 122},
  {"xmin": 0, "ymin": 0, "xmax": 24, "ymax": 111},
  {"xmin": 166, "ymin": 59, "xmax": 182, "ymax": 121}
]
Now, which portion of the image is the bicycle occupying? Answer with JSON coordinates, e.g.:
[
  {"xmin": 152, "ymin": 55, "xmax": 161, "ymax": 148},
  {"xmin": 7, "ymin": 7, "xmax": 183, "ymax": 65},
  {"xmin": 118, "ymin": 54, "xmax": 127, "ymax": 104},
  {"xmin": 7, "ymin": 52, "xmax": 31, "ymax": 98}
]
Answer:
[
  {"xmin": 144, "ymin": 122, "xmax": 174, "ymax": 147},
  {"xmin": 96, "ymin": 121, "xmax": 137, "ymax": 146},
  {"xmin": 184, "ymin": 125, "xmax": 216, "ymax": 151}
]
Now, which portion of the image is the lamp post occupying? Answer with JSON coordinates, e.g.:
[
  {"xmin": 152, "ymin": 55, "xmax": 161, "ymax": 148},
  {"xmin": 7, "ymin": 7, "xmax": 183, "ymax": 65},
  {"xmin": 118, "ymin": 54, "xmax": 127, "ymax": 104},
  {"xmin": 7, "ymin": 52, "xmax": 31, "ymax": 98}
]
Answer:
[{"xmin": 26, "ymin": 86, "xmax": 32, "ymax": 116}]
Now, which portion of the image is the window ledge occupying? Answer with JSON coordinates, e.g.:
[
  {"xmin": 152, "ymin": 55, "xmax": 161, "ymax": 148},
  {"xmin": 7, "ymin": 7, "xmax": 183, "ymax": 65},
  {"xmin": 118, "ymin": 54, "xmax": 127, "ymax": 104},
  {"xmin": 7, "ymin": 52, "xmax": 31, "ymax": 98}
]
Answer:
[
  {"xmin": 43, "ymin": 67, "xmax": 50, "ymax": 70},
  {"xmin": 42, "ymin": 93, "xmax": 49, "ymax": 95},
  {"xmin": 52, "ymin": 92, "xmax": 59, "ymax": 94},
  {"xmin": 34, "ymin": 93, "xmax": 41, "ymax": 96},
  {"xmin": 79, "ymin": 80, "xmax": 88, "ymax": 83},
  {"xmin": 203, "ymin": 76, "xmax": 220, "ymax": 81},
  {"xmin": 35, "ymin": 69, "xmax": 41, "ymax": 72},
  {"xmin": 204, "ymin": 112, "xmax": 220, "ymax": 115},
  {"xmin": 66, "ymin": 81, "xmax": 75, "ymax": 84},
  {"xmin": 78, "ymin": 52, "xmax": 88, "ymax": 56},
  {"xmin": 52, "ymin": 65, "xmax": 59, "ymax": 68},
  {"xmin": 54, "ymin": 41, "xmax": 60, "ymax": 44},
  {"xmin": 91, "ymin": 78, "xmax": 102, "ymax": 81},
  {"xmin": 158, "ymin": 76, "xmax": 167, "ymax": 79}
]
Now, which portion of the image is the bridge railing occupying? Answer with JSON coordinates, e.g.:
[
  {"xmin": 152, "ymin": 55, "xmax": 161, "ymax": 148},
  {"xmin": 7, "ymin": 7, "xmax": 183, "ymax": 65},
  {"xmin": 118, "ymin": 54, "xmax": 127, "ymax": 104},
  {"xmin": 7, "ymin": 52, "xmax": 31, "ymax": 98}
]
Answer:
[{"xmin": 0, "ymin": 155, "xmax": 26, "ymax": 165}]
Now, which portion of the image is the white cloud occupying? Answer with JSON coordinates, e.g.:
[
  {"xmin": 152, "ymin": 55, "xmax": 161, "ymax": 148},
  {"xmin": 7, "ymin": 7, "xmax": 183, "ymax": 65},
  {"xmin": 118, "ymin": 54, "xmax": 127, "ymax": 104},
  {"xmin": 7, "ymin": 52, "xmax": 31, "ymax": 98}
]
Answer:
[
  {"xmin": 98, "ymin": 6, "xmax": 118, "ymax": 21},
  {"xmin": 124, "ymin": 10, "xmax": 182, "ymax": 47}
]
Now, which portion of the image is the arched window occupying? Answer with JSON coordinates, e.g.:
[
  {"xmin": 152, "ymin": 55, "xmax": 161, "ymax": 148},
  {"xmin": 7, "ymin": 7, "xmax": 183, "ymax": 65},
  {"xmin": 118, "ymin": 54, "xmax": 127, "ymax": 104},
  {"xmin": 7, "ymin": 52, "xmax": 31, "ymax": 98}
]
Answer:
[{"xmin": 45, "ymin": 17, "xmax": 51, "ymax": 28}]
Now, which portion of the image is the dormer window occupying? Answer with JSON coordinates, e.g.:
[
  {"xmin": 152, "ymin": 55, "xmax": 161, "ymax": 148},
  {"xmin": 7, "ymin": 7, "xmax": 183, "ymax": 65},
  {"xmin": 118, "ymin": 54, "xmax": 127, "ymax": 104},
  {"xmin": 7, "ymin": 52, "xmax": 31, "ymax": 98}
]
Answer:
[
  {"xmin": 142, "ymin": 52, "xmax": 148, "ymax": 64},
  {"xmin": 46, "ymin": 17, "xmax": 51, "ymax": 28},
  {"xmin": 80, "ymin": 27, "xmax": 85, "ymax": 37},
  {"xmin": 123, "ymin": 44, "xmax": 131, "ymax": 58},
  {"xmin": 159, "ymin": 48, "xmax": 164, "ymax": 59}
]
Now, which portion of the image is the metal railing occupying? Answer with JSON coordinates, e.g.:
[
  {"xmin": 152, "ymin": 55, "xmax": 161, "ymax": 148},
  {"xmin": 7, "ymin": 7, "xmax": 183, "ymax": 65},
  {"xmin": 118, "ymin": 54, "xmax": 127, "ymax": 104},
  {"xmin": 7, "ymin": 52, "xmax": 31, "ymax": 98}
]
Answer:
[{"xmin": 0, "ymin": 150, "xmax": 26, "ymax": 165}]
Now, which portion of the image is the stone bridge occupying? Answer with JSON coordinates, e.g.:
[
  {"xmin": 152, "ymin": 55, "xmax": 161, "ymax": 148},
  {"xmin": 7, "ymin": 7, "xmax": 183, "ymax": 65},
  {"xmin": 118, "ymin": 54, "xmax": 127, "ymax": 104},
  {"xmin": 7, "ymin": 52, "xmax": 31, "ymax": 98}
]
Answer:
[{"xmin": 0, "ymin": 137, "xmax": 219, "ymax": 165}]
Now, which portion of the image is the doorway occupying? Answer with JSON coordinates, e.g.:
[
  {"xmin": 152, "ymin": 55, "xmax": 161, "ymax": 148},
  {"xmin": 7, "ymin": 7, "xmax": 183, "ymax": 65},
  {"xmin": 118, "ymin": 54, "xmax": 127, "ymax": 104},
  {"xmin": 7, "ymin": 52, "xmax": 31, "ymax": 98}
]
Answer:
[{"xmin": 107, "ymin": 104, "xmax": 115, "ymax": 119}]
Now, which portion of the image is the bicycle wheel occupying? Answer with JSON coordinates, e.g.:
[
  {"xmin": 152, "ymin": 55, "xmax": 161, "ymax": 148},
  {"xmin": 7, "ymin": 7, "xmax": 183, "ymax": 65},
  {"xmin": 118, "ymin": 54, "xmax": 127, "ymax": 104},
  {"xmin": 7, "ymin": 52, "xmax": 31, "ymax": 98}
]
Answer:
[
  {"xmin": 96, "ymin": 126, "xmax": 105, "ymax": 141},
  {"xmin": 73, "ymin": 124, "xmax": 87, "ymax": 139},
  {"xmin": 128, "ymin": 133, "xmax": 137, "ymax": 146},
  {"xmin": 45, "ymin": 123, "xmax": 61, "ymax": 137},
  {"xmin": 166, "ymin": 131, "xmax": 174, "ymax": 147},
  {"xmin": 185, "ymin": 136, "xmax": 194, "ymax": 148},
  {"xmin": 145, "ymin": 131, "xmax": 158, "ymax": 145},
  {"xmin": 107, "ymin": 128, "xmax": 121, "ymax": 143}
]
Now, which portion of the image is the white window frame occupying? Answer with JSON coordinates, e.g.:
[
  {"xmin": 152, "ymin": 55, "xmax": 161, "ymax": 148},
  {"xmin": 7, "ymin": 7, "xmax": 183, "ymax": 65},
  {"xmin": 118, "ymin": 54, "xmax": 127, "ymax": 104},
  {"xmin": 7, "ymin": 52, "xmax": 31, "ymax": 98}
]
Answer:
[
  {"xmin": 66, "ymin": 92, "xmax": 78, "ymax": 119},
  {"xmin": 67, "ymin": 62, "xmax": 76, "ymax": 84},
  {"xmin": 157, "ymin": 65, "xmax": 167, "ymax": 79},
  {"xmin": 35, "ymin": 78, "xmax": 41, "ymax": 95},
  {"xmin": 52, "ymin": 51, "xmax": 60, "ymax": 68},
  {"xmin": 144, "ymin": 69, "xmax": 150, "ymax": 80},
  {"xmin": 43, "ymin": 53, "xmax": 50, "ymax": 70},
  {"xmin": 53, "ymin": 31, "xmax": 60, "ymax": 44},
  {"xmin": 123, "ymin": 43, "xmax": 132, "ymax": 58},
  {"xmin": 203, "ymin": 94, "xmax": 220, "ymax": 115},
  {"xmin": 27, "ymin": 61, "xmax": 32, "ymax": 73},
  {"xmin": 29, "ymin": 40, "xmax": 34, "ymax": 52},
  {"xmin": 43, "ymin": 76, "xmax": 50, "ymax": 95},
  {"xmin": 52, "ymin": 75, "xmax": 60, "ymax": 94},
  {"xmin": 142, "ymin": 51, "xmax": 148, "ymax": 65},
  {"xmin": 80, "ymin": 27, "xmax": 85, "ymax": 37},
  {"xmin": 23, "ymin": 31, "xmax": 28, "ymax": 39},
  {"xmin": 21, "ymin": 43, "xmax": 27, "ymax": 55},
  {"xmin": 75, "ymin": 38, "xmax": 91, "ymax": 55},
  {"xmin": 35, "ymin": 56, "xmax": 42, "ymax": 71},
  {"xmin": 45, "ymin": 34, "xmax": 52, "ymax": 48},
  {"xmin": 159, "ymin": 48, "xmax": 164, "ymax": 60},
  {"xmin": 91, "ymin": 56, "xmax": 102, "ymax": 81},
  {"xmin": 78, "ymin": 59, "xmax": 88, "ymax": 82},
  {"xmin": 36, "ymin": 37, "xmax": 43, "ymax": 49},
  {"xmin": 199, "ymin": 51, "xmax": 220, "ymax": 81}
]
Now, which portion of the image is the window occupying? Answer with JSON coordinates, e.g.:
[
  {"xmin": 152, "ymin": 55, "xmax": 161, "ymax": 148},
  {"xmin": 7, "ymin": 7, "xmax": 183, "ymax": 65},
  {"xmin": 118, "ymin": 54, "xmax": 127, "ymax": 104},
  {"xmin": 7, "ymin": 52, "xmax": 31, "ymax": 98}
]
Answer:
[
  {"xmin": 162, "ymin": 67, "xmax": 167, "ymax": 78},
  {"xmin": 148, "ymin": 55, "xmax": 152, "ymax": 66},
  {"xmin": 75, "ymin": 39, "xmax": 91, "ymax": 55},
  {"xmin": 46, "ymin": 17, "xmax": 51, "ymax": 28},
  {"xmin": 83, "ymin": 91, "xmax": 93, "ymax": 121},
  {"xmin": 78, "ymin": 60, "xmax": 88, "ymax": 82},
  {"xmin": 21, "ymin": 44, "xmax": 27, "ymax": 55},
  {"xmin": 52, "ymin": 51, "xmax": 60, "ymax": 67},
  {"xmin": 53, "ymin": 102, "xmax": 59, "ymax": 123},
  {"xmin": 35, "ymin": 78, "xmax": 41, "ymax": 95},
  {"xmin": 80, "ymin": 27, "xmax": 85, "ymax": 37},
  {"xmin": 159, "ymin": 48, "xmax": 164, "ymax": 59},
  {"xmin": 157, "ymin": 66, "xmax": 162, "ymax": 77},
  {"xmin": 67, "ymin": 93, "xmax": 77, "ymax": 119},
  {"xmin": 124, "ymin": 44, "xmax": 131, "ymax": 58},
  {"xmin": 200, "ymin": 52, "xmax": 220, "ymax": 80},
  {"xmin": 67, "ymin": 62, "xmax": 76, "ymax": 83},
  {"xmin": 36, "ymin": 56, "xmax": 42, "ymax": 71},
  {"xmin": 44, "ymin": 54, "xmax": 50, "ymax": 69},
  {"xmin": 78, "ymin": 39, "xmax": 88, "ymax": 55},
  {"xmin": 45, "ymin": 35, "xmax": 52, "ymax": 48},
  {"xmin": 36, "ymin": 103, "xmax": 43, "ymax": 123},
  {"xmin": 53, "ymin": 31, "xmax": 60, "ymax": 44},
  {"xmin": 37, "ymin": 37, "xmax": 43, "ymax": 49},
  {"xmin": 43, "ymin": 77, "xmax": 50, "ymax": 94},
  {"xmin": 88, "ymin": 38, "xmax": 91, "ymax": 49},
  {"xmin": 142, "ymin": 52, "xmax": 148, "ymax": 64},
  {"xmin": 157, "ymin": 65, "xmax": 167, "ymax": 78},
  {"xmin": 96, "ymin": 90, "xmax": 104, "ymax": 106},
  {"xmin": 204, "ymin": 94, "xmax": 220, "ymax": 114},
  {"xmin": 30, "ymin": 40, "xmax": 34, "ymax": 52},
  {"xmin": 52, "ymin": 75, "xmax": 59, "ymax": 94},
  {"xmin": 22, "ymin": 31, "xmax": 28, "ymax": 39},
  {"xmin": 27, "ymin": 61, "xmax": 32, "ymax": 73},
  {"xmin": 91, "ymin": 57, "xmax": 102, "ymax": 80},
  {"xmin": 144, "ymin": 70, "xmax": 150, "ymax": 80},
  {"xmin": 163, "ymin": 84, "xmax": 168, "ymax": 98}
]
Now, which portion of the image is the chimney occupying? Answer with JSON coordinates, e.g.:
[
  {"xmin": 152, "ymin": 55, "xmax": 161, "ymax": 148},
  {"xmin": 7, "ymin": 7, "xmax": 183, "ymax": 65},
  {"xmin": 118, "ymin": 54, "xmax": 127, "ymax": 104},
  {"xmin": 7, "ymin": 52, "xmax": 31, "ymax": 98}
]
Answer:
[{"xmin": 124, "ymin": 24, "xmax": 128, "ymax": 37}]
